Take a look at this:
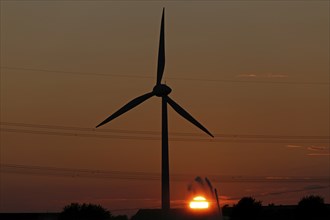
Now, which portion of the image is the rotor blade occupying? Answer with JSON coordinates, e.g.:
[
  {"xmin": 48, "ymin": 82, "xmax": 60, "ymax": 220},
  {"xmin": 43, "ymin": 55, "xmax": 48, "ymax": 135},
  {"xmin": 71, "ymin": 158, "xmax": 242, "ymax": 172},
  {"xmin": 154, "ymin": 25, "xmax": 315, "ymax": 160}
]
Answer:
[
  {"xmin": 96, "ymin": 92, "xmax": 154, "ymax": 128},
  {"xmin": 156, "ymin": 8, "xmax": 165, "ymax": 85},
  {"xmin": 166, "ymin": 96, "xmax": 214, "ymax": 137}
]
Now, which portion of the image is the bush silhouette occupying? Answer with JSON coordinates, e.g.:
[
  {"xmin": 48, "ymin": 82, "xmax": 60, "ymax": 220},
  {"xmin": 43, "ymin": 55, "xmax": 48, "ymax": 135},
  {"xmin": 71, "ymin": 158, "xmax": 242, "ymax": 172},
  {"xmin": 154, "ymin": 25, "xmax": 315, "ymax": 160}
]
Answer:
[
  {"xmin": 296, "ymin": 195, "xmax": 328, "ymax": 220},
  {"xmin": 59, "ymin": 203, "xmax": 112, "ymax": 220},
  {"xmin": 231, "ymin": 197, "xmax": 262, "ymax": 220}
]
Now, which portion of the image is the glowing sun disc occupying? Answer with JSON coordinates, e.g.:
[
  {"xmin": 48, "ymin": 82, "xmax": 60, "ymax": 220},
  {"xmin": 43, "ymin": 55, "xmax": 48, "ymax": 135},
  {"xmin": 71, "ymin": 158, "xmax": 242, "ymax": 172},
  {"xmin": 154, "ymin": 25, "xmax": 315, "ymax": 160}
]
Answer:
[{"xmin": 189, "ymin": 196, "xmax": 209, "ymax": 209}]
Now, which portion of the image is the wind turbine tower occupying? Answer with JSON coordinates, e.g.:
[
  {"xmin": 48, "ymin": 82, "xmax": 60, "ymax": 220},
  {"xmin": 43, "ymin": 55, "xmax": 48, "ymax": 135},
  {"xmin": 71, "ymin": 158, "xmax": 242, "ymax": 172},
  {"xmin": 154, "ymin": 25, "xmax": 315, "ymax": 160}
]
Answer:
[{"xmin": 96, "ymin": 8, "xmax": 213, "ymax": 213}]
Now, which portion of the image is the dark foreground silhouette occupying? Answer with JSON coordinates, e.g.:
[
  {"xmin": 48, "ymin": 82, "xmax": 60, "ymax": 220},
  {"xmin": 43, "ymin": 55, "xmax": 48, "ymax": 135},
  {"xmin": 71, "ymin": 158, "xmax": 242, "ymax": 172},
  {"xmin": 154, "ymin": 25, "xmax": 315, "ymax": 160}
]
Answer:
[
  {"xmin": 1, "ymin": 195, "xmax": 329, "ymax": 220},
  {"xmin": 132, "ymin": 196, "xmax": 330, "ymax": 220}
]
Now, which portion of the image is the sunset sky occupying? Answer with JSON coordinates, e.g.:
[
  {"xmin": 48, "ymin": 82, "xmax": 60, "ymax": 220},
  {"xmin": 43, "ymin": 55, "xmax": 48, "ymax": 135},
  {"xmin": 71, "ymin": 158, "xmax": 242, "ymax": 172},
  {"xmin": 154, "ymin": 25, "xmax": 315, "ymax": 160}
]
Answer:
[{"xmin": 0, "ymin": 0, "xmax": 329, "ymax": 217}]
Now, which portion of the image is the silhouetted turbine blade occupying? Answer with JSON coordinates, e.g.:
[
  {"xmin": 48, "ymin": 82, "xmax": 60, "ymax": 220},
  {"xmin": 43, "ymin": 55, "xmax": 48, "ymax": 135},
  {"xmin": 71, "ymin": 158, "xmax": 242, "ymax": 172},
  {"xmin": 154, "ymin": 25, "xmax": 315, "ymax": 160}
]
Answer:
[
  {"xmin": 96, "ymin": 92, "xmax": 154, "ymax": 128},
  {"xmin": 156, "ymin": 8, "xmax": 165, "ymax": 85},
  {"xmin": 166, "ymin": 96, "xmax": 214, "ymax": 138}
]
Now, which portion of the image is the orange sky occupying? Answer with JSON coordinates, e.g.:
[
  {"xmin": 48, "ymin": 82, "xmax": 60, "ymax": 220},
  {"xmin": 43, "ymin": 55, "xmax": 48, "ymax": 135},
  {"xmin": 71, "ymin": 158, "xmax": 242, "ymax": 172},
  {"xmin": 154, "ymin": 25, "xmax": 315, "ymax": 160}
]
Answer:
[{"xmin": 0, "ymin": 0, "xmax": 329, "ymax": 216}]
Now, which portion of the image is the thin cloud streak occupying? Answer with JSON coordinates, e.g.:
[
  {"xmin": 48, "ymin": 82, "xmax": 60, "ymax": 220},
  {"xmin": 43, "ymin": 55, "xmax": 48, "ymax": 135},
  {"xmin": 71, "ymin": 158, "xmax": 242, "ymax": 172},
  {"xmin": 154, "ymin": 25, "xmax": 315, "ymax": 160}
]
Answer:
[
  {"xmin": 286, "ymin": 145, "xmax": 304, "ymax": 148},
  {"xmin": 237, "ymin": 73, "xmax": 289, "ymax": 79},
  {"xmin": 286, "ymin": 144, "xmax": 330, "ymax": 157},
  {"xmin": 307, "ymin": 146, "xmax": 328, "ymax": 151},
  {"xmin": 307, "ymin": 153, "xmax": 330, "ymax": 156},
  {"xmin": 3, "ymin": 66, "xmax": 328, "ymax": 85}
]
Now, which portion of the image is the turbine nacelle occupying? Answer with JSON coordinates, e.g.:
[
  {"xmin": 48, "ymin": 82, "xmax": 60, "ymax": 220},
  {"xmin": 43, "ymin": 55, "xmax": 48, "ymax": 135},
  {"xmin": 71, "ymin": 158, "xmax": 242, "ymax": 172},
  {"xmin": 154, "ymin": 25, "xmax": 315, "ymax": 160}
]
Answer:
[
  {"xmin": 95, "ymin": 8, "xmax": 214, "ymax": 213},
  {"xmin": 153, "ymin": 84, "xmax": 172, "ymax": 97}
]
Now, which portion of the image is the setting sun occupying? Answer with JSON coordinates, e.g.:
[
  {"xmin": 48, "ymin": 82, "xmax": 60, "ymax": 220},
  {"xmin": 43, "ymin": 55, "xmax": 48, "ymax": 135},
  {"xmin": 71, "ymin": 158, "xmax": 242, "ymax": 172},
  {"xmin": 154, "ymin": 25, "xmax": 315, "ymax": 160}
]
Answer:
[{"xmin": 189, "ymin": 196, "xmax": 209, "ymax": 209}]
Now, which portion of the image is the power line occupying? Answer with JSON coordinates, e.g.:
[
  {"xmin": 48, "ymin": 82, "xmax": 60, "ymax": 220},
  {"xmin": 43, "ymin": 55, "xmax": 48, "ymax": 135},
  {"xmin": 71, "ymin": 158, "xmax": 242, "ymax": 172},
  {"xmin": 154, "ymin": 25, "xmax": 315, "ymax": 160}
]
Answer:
[
  {"xmin": 1, "ymin": 163, "xmax": 329, "ymax": 183},
  {"xmin": 1, "ymin": 121, "xmax": 158, "ymax": 135},
  {"xmin": 1, "ymin": 66, "xmax": 328, "ymax": 85},
  {"xmin": 1, "ymin": 128, "xmax": 329, "ymax": 144},
  {"xmin": 1, "ymin": 66, "xmax": 153, "ymax": 79},
  {"xmin": 1, "ymin": 121, "xmax": 329, "ymax": 141}
]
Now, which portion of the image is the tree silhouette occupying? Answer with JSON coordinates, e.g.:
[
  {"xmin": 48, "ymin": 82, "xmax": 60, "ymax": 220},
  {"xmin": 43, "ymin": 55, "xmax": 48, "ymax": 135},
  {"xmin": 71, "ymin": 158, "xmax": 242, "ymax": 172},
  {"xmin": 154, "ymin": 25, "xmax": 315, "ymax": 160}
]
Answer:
[
  {"xmin": 296, "ymin": 195, "xmax": 328, "ymax": 220},
  {"xmin": 231, "ymin": 197, "xmax": 262, "ymax": 220},
  {"xmin": 112, "ymin": 215, "xmax": 128, "ymax": 220},
  {"xmin": 59, "ymin": 203, "xmax": 112, "ymax": 220}
]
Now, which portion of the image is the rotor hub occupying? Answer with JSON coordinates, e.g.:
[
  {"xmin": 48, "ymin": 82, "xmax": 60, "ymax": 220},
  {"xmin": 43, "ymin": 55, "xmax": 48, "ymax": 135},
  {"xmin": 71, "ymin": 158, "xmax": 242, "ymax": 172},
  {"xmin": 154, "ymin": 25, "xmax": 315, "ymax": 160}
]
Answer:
[{"xmin": 153, "ymin": 84, "xmax": 172, "ymax": 97}]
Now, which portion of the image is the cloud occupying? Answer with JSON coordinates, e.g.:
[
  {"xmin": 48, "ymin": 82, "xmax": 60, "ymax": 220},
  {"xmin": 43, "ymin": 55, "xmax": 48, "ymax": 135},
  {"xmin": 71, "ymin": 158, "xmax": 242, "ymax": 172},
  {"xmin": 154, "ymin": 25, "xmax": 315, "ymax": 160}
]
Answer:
[
  {"xmin": 307, "ymin": 146, "xmax": 328, "ymax": 151},
  {"xmin": 307, "ymin": 153, "xmax": 330, "ymax": 156},
  {"xmin": 71, "ymin": 198, "xmax": 160, "ymax": 203},
  {"xmin": 266, "ymin": 176, "xmax": 291, "ymax": 180},
  {"xmin": 237, "ymin": 73, "xmax": 288, "ymax": 78},
  {"xmin": 303, "ymin": 185, "xmax": 329, "ymax": 190},
  {"xmin": 286, "ymin": 145, "xmax": 330, "ymax": 157},
  {"xmin": 286, "ymin": 145, "xmax": 304, "ymax": 148},
  {"xmin": 170, "ymin": 199, "xmax": 187, "ymax": 206},
  {"xmin": 265, "ymin": 73, "xmax": 288, "ymax": 78},
  {"xmin": 218, "ymin": 196, "xmax": 239, "ymax": 205},
  {"xmin": 237, "ymin": 73, "xmax": 257, "ymax": 78},
  {"xmin": 306, "ymin": 145, "xmax": 329, "ymax": 156}
]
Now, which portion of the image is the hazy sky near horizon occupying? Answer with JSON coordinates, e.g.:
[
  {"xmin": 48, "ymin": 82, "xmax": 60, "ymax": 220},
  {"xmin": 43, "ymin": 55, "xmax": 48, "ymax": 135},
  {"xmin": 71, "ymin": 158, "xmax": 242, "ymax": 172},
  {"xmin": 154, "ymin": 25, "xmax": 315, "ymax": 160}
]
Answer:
[{"xmin": 0, "ymin": 0, "xmax": 329, "ymax": 216}]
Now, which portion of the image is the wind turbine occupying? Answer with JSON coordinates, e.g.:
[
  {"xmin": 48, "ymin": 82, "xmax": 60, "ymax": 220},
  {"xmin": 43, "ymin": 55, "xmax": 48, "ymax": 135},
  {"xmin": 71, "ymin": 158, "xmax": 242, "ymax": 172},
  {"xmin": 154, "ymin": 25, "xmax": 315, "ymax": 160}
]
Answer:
[{"xmin": 96, "ymin": 8, "xmax": 213, "ymax": 213}]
